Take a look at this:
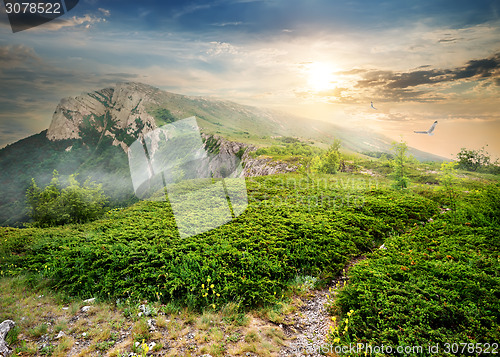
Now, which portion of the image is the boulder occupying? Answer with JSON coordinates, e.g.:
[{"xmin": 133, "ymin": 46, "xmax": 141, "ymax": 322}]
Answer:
[{"xmin": 0, "ymin": 320, "xmax": 15, "ymax": 356}]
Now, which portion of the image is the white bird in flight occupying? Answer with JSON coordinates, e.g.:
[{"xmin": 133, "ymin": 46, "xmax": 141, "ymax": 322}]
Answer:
[
  {"xmin": 370, "ymin": 101, "xmax": 377, "ymax": 110},
  {"xmin": 414, "ymin": 121, "xmax": 438, "ymax": 135}
]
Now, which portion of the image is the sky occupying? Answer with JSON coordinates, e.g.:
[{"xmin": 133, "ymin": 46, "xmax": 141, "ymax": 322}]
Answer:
[{"xmin": 0, "ymin": 0, "xmax": 499, "ymax": 160}]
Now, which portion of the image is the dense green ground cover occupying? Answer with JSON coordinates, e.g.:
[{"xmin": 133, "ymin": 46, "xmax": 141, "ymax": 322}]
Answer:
[
  {"xmin": 330, "ymin": 182, "xmax": 500, "ymax": 353},
  {"xmin": 0, "ymin": 174, "xmax": 438, "ymax": 311}
]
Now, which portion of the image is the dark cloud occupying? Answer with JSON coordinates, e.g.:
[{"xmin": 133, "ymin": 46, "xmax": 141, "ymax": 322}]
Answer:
[
  {"xmin": 355, "ymin": 52, "xmax": 500, "ymax": 102},
  {"xmin": 454, "ymin": 53, "xmax": 500, "ymax": 79},
  {"xmin": 438, "ymin": 38, "xmax": 461, "ymax": 43},
  {"xmin": 385, "ymin": 69, "xmax": 454, "ymax": 89}
]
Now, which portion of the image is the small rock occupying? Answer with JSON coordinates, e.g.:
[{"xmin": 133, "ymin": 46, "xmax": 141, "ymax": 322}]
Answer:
[
  {"xmin": 135, "ymin": 342, "xmax": 140, "ymax": 348},
  {"xmin": 138, "ymin": 312, "xmax": 143, "ymax": 318},
  {"xmin": 55, "ymin": 331, "xmax": 65, "ymax": 339},
  {"xmin": 62, "ymin": 307, "xmax": 69, "ymax": 310},
  {"xmin": 379, "ymin": 243, "xmax": 387, "ymax": 250},
  {"xmin": 75, "ymin": 341, "xmax": 79, "ymax": 345},
  {"xmin": 148, "ymin": 342, "xmax": 156, "ymax": 350},
  {"xmin": 147, "ymin": 319, "xmax": 156, "ymax": 331},
  {"xmin": 81, "ymin": 306, "xmax": 91, "ymax": 313},
  {"xmin": 139, "ymin": 304, "xmax": 153, "ymax": 316},
  {"xmin": 82, "ymin": 332, "xmax": 87, "ymax": 337},
  {"xmin": 200, "ymin": 354, "xmax": 213, "ymax": 357},
  {"xmin": 83, "ymin": 297, "xmax": 96, "ymax": 304},
  {"xmin": 0, "ymin": 320, "xmax": 15, "ymax": 356}
]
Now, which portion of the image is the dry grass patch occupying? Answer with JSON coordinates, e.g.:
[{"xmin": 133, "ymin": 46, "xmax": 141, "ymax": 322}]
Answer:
[{"xmin": 52, "ymin": 335, "xmax": 75, "ymax": 357}]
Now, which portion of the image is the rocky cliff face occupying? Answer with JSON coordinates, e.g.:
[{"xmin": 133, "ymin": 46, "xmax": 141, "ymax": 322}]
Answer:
[
  {"xmin": 47, "ymin": 82, "xmax": 160, "ymax": 151},
  {"xmin": 201, "ymin": 134, "xmax": 297, "ymax": 178}
]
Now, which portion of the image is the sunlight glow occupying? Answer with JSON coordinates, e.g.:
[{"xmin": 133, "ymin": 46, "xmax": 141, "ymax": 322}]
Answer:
[{"xmin": 307, "ymin": 62, "xmax": 338, "ymax": 91}]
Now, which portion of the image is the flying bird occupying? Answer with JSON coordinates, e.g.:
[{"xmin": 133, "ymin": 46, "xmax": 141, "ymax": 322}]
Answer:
[
  {"xmin": 414, "ymin": 121, "xmax": 438, "ymax": 135},
  {"xmin": 370, "ymin": 101, "xmax": 377, "ymax": 110}
]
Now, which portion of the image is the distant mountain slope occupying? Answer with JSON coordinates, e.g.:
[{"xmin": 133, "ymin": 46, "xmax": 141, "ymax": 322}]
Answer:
[
  {"xmin": 45, "ymin": 82, "xmax": 447, "ymax": 161},
  {"xmin": 0, "ymin": 82, "xmax": 446, "ymax": 226}
]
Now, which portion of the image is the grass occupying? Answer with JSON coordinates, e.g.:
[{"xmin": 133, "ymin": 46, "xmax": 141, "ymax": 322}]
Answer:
[
  {"xmin": 0, "ymin": 276, "xmax": 294, "ymax": 356},
  {"xmin": 326, "ymin": 181, "xmax": 500, "ymax": 354},
  {"xmin": 1, "ymin": 173, "xmax": 436, "ymax": 312},
  {"xmin": 1, "ymin": 160, "xmax": 499, "ymax": 355}
]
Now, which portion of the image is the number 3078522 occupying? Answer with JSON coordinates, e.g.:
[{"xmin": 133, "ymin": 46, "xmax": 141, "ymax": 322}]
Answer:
[{"xmin": 5, "ymin": 2, "xmax": 62, "ymax": 14}]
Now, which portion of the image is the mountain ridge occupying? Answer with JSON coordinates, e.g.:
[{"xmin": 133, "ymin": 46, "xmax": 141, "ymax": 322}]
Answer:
[{"xmin": 44, "ymin": 82, "xmax": 447, "ymax": 162}]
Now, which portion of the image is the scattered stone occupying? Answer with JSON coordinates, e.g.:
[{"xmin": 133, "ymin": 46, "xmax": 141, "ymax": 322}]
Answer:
[
  {"xmin": 83, "ymin": 297, "xmax": 96, "ymax": 304},
  {"xmin": 55, "ymin": 331, "xmax": 65, "ymax": 339},
  {"xmin": 147, "ymin": 319, "xmax": 156, "ymax": 331},
  {"xmin": 138, "ymin": 304, "xmax": 152, "ymax": 316},
  {"xmin": 81, "ymin": 306, "xmax": 91, "ymax": 313},
  {"xmin": 0, "ymin": 320, "xmax": 15, "ymax": 356},
  {"xmin": 379, "ymin": 243, "xmax": 387, "ymax": 250},
  {"xmin": 62, "ymin": 307, "xmax": 69, "ymax": 310},
  {"xmin": 75, "ymin": 341, "xmax": 79, "ymax": 345},
  {"xmin": 148, "ymin": 342, "xmax": 156, "ymax": 350},
  {"xmin": 82, "ymin": 332, "xmax": 87, "ymax": 337},
  {"xmin": 200, "ymin": 354, "xmax": 213, "ymax": 357},
  {"xmin": 135, "ymin": 342, "xmax": 140, "ymax": 348}
]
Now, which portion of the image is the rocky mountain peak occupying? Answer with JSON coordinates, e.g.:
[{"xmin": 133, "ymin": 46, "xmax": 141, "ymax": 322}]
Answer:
[{"xmin": 46, "ymin": 82, "xmax": 160, "ymax": 150}]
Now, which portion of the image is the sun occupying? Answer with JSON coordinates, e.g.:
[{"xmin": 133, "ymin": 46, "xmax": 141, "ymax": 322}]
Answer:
[{"xmin": 307, "ymin": 62, "xmax": 338, "ymax": 91}]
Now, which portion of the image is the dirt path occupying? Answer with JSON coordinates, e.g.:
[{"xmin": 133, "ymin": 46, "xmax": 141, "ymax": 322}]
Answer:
[{"xmin": 279, "ymin": 255, "xmax": 367, "ymax": 357}]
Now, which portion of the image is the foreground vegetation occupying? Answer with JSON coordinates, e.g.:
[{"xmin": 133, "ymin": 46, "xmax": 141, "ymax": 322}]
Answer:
[
  {"xmin": 1, "ymin": 147, "xmax": 499, "ymax": 355},
  {"xmin": 327, "ymin": 181, "xmax": 500, "ymax": 354},
  {"xmin": 1, "ymin": 173, "xmax": 437, "ymax": 309}
]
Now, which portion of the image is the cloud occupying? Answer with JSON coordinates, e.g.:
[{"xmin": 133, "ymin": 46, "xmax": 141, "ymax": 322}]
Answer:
[
  {"xmin": 40, "ymin": 14, "xmax": 107, "ymax": 31},
  {"xmin": 454, "ymin": 53, "xmax": 500, "ymax": 79},
  {"xmin": 211, "ymin": 21, "xmax": 244, "ymax": 26},
  {"xmin": 0, "ymin": 45, "xmax": 40, "ymax": 67},
  {"xmin": 98, "ymin": 8, "xmax": 111, "ymax": 17},
  {"xmin": 206, "ymin": 42, "xmax": 240, "ymax": 56},
  {"xmin": 172, "ymin": 3, "xmax": 214, "ymax": 19},
  {"xmin": 347, "ymin": 52, "xmax": 500, "ymax": 102}
]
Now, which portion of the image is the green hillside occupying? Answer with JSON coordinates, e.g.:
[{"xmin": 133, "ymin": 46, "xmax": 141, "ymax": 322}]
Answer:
[
  {"xmin": 1, "ymin": 151, "xmax": 499, "ymax": 355},
  {"xmin": 0, "ymin": 130, "xmax": 136, "ymax": 227}
]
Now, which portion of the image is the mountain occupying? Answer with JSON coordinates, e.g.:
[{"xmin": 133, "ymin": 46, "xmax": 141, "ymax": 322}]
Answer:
[
  {"xmin": 0, "ymin": 82, "xmax": 446, "ymax": 226},
  {"xmin": 44, "ymin": 82, "xmax": 446, "ymax": 160}
]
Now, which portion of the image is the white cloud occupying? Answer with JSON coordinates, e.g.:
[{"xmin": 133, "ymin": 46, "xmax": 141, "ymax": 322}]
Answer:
[
  {"xmin": 39, "ymin": 14, "xmax": 106, "ymax": 31},
  {"xmin": 98, "ymin": 8, "xmax": 111, "ymax": 17},
  {"xmin": 211, "ymin": 21, "xmax": 244, "ymax": 27},
  {"xmin": 206, "ymin": 42, "xmax": 240, "ymax": 56}
]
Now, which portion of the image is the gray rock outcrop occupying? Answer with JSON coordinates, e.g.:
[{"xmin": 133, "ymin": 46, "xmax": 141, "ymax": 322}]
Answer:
[
  {"xmin": 0, "ymin": 320, "xmax": 15, "ymax": 356},
  {"xmin": 46, "ymin": 82, "xmax": 159, "ymax": 151}
]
